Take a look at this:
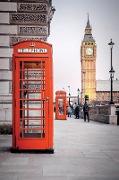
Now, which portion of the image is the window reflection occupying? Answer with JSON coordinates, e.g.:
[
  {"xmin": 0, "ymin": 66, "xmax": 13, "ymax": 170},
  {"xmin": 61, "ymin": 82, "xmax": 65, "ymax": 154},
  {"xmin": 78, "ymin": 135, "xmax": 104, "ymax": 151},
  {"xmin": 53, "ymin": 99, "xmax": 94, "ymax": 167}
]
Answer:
[{"xmin": 58, "ymin": 99, "xmax": 64, "ymax": 115}]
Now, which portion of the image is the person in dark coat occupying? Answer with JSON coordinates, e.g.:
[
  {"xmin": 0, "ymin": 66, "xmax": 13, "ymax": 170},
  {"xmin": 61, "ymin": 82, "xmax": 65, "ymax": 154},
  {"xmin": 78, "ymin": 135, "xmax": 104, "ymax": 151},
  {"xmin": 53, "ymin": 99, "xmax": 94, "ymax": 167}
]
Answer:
[
  {"xmin": 83, "ymin": 101, "xmax": 89, "ymax": 122},
  {"xmin": 74, "ymin": 104, "xmax": 80, "ymax": 119}
]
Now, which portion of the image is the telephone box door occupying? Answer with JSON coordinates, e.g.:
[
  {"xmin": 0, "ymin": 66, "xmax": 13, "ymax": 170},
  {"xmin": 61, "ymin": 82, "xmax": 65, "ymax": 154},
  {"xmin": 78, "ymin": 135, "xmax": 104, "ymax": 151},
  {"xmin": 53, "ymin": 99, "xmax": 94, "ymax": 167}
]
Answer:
[
  {"xmin": 12, "ymin": 41, "xmax": 53, "ymax": 151},
  {"xmin": 55, "ymin": 91, "xmax": 67, "ymax": 120}
]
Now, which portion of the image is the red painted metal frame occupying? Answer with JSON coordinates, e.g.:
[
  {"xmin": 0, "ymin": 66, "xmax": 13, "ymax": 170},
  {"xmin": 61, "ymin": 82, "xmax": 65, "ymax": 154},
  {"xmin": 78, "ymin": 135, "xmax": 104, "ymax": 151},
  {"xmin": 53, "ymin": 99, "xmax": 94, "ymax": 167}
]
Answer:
[
  {"xmin": 55, "ymin": 90, "xmax": 67, "ymax": 120},
  {"xmin": 12, "ymin": 40, "xmax": 53, "ymax": 151}
]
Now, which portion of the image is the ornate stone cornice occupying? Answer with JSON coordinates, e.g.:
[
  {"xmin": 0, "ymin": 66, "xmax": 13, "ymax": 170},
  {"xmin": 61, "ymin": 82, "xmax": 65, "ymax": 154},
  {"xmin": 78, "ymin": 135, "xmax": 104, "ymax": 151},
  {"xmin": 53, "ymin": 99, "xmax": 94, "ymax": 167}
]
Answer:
[
  {"xmin": 17, "ymin": 2, "xmax": 48, "ymax": 12},
  {"xmin": 0, "ymin": 0, "xmax": 50, "ymax": 3},
  {"xmin": 18, "ymin": 25, "xmax": 48, "ymax": 36},
  {"xmin": 10, "ymin": 13, "xmax": 48, "ymax": 25}
]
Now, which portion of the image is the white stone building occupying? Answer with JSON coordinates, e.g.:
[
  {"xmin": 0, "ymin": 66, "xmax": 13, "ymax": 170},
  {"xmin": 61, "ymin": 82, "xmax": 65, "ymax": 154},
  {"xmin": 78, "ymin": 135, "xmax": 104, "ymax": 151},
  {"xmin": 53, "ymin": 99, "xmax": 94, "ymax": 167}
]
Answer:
[{"xmin": 0, "ymin": 0, "xmax": 55, "ymax": 124}]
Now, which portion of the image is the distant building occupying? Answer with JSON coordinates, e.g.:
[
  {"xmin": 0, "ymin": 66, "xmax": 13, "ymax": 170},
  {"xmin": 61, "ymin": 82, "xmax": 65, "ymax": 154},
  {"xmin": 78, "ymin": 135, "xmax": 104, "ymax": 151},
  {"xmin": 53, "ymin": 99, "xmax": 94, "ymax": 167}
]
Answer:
[
  {"xmin": 81, "ymin": 16, "xmax": 119, "ymax": 103},
  {"xmin": 81, "ymin": 15, "xmax": 96, "ymax": 101},
  {"xmin": 96, "ymin": 80, "xmax": 119, "ymax": 103}
]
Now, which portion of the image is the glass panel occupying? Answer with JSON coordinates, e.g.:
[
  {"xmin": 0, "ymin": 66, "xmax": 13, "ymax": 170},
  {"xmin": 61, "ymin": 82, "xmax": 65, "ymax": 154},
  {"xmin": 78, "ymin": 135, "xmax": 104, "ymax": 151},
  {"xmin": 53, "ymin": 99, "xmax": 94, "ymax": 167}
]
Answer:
[
  {"xmin": 19, "ymin": 61, "xmax": 46, "ymax": 138},
  {"xmin": 58, "ymin": 98, "xmax": 64, "ymax": 115}
]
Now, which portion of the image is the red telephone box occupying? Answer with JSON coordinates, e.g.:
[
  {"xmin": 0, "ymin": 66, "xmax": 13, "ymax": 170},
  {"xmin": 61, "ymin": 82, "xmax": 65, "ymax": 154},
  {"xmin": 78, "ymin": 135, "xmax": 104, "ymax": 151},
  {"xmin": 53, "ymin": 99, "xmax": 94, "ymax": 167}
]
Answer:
[
  {"xmin": 55, "ymin": 90, "xmax": 67, "ymax": 120},
  {"xmin": 12, "ymin": 40, "xmax": 54, "ymax": 152}
]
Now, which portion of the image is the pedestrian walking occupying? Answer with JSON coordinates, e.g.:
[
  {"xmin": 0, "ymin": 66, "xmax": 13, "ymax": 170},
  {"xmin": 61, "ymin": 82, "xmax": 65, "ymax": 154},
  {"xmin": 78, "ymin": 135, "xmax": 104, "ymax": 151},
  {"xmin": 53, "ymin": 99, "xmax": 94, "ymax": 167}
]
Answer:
[
  {"xmin": 83, "ymin": 101, "xmax": 89, "ymax": 122},
  {"xmin": 67, "ymin": 105, "xmax": 72, "ymax": 117}
]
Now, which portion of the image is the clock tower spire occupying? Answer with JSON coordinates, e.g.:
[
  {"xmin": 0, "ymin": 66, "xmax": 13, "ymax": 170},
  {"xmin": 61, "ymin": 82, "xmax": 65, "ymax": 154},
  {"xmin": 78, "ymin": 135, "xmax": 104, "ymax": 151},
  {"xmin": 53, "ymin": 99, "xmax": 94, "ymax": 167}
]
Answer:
[
  {"xmin": 81, "ymin": 15, "xmax": 96, "ymax": 101},
  {"xmin": 84, "ymin": 14, "xmax": 95, "ymax": 42}
]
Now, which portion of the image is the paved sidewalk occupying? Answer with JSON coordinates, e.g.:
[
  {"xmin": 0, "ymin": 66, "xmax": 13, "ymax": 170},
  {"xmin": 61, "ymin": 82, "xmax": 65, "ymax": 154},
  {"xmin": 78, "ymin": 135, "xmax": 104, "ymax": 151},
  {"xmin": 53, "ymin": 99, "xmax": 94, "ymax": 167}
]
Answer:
[{"xmin": 0, "ymin": 118, "xmax": 119, "ymax": 180}]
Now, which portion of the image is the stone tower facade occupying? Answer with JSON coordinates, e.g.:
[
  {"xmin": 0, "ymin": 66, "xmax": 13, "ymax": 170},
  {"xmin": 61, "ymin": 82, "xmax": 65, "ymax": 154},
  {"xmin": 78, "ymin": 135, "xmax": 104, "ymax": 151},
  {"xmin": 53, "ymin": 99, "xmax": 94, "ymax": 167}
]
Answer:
[
  {"xmin": 0, "ymin": 0, "xmax": 55, "ymax": 124},
  {"xmin": 81, "ymin": 16, "xmax": 96, "ymax": 101}
]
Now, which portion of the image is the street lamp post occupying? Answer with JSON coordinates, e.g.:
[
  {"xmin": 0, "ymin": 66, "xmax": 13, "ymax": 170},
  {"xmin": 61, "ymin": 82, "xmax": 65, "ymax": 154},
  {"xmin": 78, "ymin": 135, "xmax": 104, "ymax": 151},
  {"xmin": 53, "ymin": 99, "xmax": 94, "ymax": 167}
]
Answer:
[
  {"xmin": 108, "ymin": 39, "xmax": 115, "ymax": 104},
  {"xmin": 77, "ymin": 88, "xmax": 80, "ymax": 105},
  {"xmin": 68, "ymin": 86, "xmax": 71, "ymax": 106}
]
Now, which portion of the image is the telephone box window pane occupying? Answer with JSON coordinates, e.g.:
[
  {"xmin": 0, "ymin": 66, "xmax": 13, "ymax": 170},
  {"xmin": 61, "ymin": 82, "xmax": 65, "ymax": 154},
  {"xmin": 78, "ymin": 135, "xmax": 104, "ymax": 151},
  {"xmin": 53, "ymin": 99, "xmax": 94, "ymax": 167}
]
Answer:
[
  {"xmin": 58, "ymin": 99, "xmax": 64, "ymax": 115},
  {"xmin": 19, "ymin": 61, "xmax": 46, "ymax": 138}
]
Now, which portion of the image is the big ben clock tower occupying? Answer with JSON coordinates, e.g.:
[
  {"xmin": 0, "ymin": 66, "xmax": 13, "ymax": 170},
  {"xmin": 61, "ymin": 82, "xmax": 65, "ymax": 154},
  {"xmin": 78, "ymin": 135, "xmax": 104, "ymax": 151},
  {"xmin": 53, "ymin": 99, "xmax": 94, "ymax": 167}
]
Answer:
[{"xmin": 81, "ymin": 15, "xmax": 96, "ymax": 101}]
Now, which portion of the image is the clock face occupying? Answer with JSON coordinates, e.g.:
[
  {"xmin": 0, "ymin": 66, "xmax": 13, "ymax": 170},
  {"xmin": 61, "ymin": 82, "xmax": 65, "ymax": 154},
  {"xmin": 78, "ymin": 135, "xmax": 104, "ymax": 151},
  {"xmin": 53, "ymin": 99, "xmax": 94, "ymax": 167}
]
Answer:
[{"xmin": 86, "ymin": 47, "xmax": 93, "ymax": 55}]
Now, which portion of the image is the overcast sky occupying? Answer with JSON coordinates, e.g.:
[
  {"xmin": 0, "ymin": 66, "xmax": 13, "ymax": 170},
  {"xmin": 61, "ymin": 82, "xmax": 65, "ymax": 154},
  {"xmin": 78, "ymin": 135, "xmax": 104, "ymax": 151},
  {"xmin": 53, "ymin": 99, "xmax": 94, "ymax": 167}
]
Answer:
[{"xmin": 48, "ymin": 0, "xmax": 119, "ymax": 96}]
